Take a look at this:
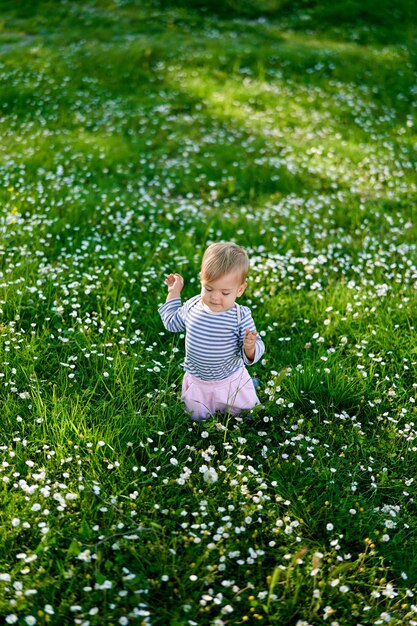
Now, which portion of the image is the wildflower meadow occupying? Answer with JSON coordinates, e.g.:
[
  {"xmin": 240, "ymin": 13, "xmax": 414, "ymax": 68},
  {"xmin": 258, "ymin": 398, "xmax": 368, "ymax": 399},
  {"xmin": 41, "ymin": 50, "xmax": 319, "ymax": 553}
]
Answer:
[{"xmin": 0, "ymin": 0, "xmax": 417, "ymax": 624}]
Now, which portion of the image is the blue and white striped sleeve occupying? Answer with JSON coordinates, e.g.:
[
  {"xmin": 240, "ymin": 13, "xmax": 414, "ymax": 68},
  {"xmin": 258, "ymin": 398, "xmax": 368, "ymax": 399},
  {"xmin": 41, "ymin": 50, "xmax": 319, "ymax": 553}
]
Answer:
[
  {"xmin": 239, "ymin": 307, "xmax": 265, "ymax": 365},
  {"xmin": 158, "ymin": 297, "xmax": 186, "ymax": 332}
]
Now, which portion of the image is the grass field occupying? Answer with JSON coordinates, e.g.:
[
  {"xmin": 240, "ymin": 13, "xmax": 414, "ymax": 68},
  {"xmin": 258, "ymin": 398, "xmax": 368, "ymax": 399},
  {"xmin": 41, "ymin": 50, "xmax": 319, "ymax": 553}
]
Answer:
[{"xmin": 0, "ymin": 0, "xmax": 417, "ymax": 624}]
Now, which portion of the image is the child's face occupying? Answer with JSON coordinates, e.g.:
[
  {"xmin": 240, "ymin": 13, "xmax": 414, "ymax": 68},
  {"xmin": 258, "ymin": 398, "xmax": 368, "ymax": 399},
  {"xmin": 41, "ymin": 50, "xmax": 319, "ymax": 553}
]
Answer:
[{"xmin": 200, "ymin": 271, "xmax": 246, "ymax": 312}]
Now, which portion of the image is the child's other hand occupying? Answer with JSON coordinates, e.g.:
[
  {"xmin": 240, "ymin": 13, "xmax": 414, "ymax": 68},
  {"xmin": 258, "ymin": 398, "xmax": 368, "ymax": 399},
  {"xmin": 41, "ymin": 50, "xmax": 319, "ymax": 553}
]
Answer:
[
  {"xmin": 243, "ymin": 328, "xmax": 257, "ymax": 362},
  {"xmin": 165, "ymin": 273, "xmax": 184, "ymax": 296}
]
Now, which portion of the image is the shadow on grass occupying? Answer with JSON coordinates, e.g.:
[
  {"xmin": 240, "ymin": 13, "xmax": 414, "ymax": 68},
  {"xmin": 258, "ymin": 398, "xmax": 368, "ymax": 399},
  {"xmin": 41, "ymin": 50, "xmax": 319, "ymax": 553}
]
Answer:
[
  {"xmin": 159, "ymin": 0, "xmax": 417, "ymax": 45},
  {"xmin": 0, "ymin": 4, "xmax": 414, "ymax": 218}
]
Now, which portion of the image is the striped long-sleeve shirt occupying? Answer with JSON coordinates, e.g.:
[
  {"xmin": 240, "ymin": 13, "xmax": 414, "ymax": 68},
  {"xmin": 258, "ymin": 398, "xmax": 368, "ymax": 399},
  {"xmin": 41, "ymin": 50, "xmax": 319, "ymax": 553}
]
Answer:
[{"xmin": 158, "ymin": 295, "xmax": 265, "ymax": 381}]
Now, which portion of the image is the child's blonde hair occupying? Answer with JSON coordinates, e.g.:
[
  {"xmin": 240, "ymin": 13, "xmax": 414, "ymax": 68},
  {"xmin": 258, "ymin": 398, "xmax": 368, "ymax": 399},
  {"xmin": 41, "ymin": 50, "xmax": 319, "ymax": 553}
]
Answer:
[{"xmin": 201, "ymin": 242, "xmax": 249, "ymax": 284}]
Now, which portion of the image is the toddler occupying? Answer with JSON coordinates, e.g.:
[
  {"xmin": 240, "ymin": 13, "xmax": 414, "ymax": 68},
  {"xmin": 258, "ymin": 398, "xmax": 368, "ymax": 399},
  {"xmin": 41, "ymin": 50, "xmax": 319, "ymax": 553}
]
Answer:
[{"xmin": 158, "ymin": 242, "xmax": 265, "ymax": 420}]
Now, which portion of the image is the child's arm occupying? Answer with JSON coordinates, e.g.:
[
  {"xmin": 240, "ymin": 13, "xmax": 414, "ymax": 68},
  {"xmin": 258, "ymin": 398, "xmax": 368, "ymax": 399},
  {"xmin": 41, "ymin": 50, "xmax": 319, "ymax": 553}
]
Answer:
[
  {"xmin": 243, "ymin": 329, "xmax": 258, "ymax": 363},
  {"xmin": 239, "ymin": 309, "xmax": 265, "ymax": 365},
  {"xmin": 165, "ymin": 273, "xmax": 184, "ymax": 301},
  {"xmin": 158, "ymin": 273, "xmax": 186, "ymax": 332}
]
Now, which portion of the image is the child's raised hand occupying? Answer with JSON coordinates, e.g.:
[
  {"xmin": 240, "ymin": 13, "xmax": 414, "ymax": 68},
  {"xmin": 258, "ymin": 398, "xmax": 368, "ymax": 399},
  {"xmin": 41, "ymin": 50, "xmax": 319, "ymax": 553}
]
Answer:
[
  {"xmin": 243, "ymin": 328, "xmax": 257, "ymax": 362},
  {"xmin": 165, "ymin": 273, "xmax": 184, "ymax": 296}
]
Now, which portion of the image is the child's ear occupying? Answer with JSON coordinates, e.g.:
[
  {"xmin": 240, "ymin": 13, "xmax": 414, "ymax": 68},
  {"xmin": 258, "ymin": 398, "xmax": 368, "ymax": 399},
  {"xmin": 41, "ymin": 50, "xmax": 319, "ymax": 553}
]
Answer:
[{"xmin": 237, "ymin": 282, "xmax": 247, "ymax": 297}]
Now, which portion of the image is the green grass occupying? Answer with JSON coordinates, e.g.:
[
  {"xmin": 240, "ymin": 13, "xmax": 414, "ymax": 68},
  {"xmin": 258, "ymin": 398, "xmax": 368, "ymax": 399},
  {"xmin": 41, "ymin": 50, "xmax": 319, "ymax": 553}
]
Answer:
[{"xmin": 0, "ymin": 0, "xmax": 417, "ymax": 624}]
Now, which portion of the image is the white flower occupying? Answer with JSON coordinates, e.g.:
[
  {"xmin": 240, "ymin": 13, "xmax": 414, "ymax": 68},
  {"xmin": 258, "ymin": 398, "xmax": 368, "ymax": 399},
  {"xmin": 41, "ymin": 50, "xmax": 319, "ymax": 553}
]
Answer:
[
  {"xmin": 24, "ymin": 617, "xmax": 37, "ymax": 625},
  {"xmin": 326, "ymin": 523, "xmax": 334, "ymax": 531},
  {"xmin": 203, "ymin": 468, "xmax": 218, "ymax": 484},
  {"xmin": 77, "ymin": 549, "xmax": 92, "ymax": 562},
  {"xmin": 382, "ymin": 583, "xmax": 397, "ymax": 599},
  {"xmin": 6, "ymin": 616, "xmax": 18, "ymax": 625},
  {"xmin": 0, "ymin": 573, "xmax": 11, "ymax": 582},
  {"xmin": 96, "ymin": 580, "xmax": 112, "ymax": 590},
  {"xmin": 323, "ymin": 605, "xmax": 335, "ymax": 620},
  {"xmin": 11, "ymin": 518, "xmax": 20, "ymax": 528}
]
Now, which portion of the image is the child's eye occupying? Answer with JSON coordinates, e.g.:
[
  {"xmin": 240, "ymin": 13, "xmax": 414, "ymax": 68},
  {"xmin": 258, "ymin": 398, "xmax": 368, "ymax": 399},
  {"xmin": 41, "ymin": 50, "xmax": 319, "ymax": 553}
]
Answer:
[
  {"xmin": 204, "ymin": 287, "xmax": 212, "ymax": 292},
  {"xmin": 222, "ymin": 292, "xmax": 231, "ymax": 296}
]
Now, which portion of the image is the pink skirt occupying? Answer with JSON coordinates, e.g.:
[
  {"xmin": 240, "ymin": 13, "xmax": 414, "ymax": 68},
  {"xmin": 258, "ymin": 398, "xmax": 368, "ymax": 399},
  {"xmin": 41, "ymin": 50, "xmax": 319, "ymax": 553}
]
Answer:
[{"xmin": 181, "ymin": 366, "xmax": 259, "ymax": 421}]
